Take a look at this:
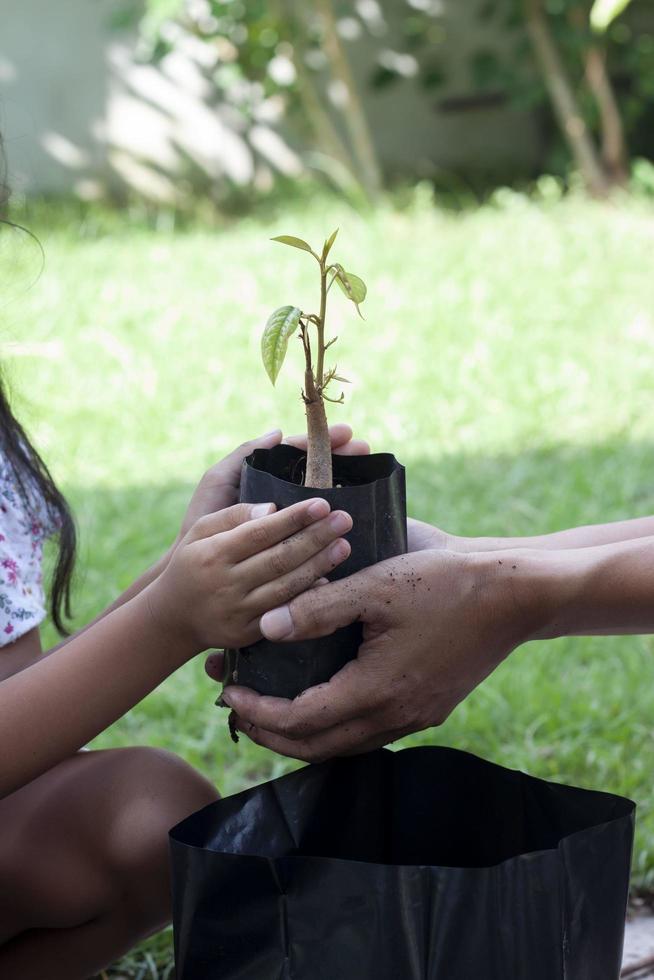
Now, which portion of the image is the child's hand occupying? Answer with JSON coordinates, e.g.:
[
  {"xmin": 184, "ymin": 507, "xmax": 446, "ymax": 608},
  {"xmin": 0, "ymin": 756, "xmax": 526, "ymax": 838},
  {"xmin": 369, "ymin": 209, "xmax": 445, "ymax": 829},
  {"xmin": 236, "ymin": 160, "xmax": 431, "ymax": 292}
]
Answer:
[
  {"xmin": 149, "ymin": 498, "xmax": 352, "ymax": 658},
  {"xmin": 178, "ymin": 424, "xmax": 369, "ymax": 541},
  {"xmin": 177, "ymin": 431, "xmax": 283, "ymax": 541}
]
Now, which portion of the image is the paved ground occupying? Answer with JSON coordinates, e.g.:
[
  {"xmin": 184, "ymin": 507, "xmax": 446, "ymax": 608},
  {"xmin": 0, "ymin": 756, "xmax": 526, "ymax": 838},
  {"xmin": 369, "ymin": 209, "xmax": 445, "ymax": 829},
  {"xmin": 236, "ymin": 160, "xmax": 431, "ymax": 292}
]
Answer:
[{"xmin": 623, "ymin": 915, "xmax": 654, "ymax": 976}]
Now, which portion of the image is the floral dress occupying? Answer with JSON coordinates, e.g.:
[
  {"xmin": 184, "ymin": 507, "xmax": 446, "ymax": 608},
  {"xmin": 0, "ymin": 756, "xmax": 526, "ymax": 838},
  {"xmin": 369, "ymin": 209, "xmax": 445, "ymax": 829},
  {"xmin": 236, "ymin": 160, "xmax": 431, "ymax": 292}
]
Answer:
[{"xmin": 0, "ymin": 451, "xmax": 59, "ymax": 646}]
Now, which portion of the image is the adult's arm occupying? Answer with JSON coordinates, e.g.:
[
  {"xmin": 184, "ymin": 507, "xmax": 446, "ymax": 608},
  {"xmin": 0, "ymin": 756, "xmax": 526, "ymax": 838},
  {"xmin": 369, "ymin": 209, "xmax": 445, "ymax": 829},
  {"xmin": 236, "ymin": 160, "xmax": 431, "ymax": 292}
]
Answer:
[
  {"xmin": 409, "ymin": 514, "xmax": 654, "ymax": 554},
  {"xmin": 222, "ymin": 535, "xmax": 654, "ymax": 760}
]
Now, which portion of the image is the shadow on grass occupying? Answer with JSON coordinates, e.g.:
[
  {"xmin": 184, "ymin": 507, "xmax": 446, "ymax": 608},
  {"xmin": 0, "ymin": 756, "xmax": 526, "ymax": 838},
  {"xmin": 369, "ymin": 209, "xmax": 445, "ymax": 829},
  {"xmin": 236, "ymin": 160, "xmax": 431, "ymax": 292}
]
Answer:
[{"xmin": 404, "ymin": 437, "xmax": 654, "ymax": 537}]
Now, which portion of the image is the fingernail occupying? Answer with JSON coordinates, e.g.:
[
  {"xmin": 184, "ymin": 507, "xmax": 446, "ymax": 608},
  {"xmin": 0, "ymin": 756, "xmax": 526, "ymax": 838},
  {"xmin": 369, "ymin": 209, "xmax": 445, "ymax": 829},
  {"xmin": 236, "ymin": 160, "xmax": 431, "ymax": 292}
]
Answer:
[
  {"xmin": 329, "ymin": 539, "xmax": 349, "ymax": 562},
  {"xmin": 261, "ymin": 429, "xmax": 282, "ymax": 438},
  {"xmin": 220, "ymin": 692, "xmax": 233, "ymax": 708},
  {"xmin": 308, "ymin": 499, "xmax": 330, "ymax": 519},
  {"xmin": 261, "ymin": 606, "xmax": 294, "ymax": 641},
  {"xmin": 329, "ymin": 511, "xmax": 351, "ymax": 533},
  {"xmin": 252, "ymin": 502, "xmax": 275, "ymax": 518}
]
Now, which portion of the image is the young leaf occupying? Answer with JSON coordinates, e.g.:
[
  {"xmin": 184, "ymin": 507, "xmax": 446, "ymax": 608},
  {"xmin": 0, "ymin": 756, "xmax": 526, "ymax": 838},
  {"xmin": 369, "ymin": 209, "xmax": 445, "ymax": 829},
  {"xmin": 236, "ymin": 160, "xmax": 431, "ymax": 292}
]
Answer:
[
  {"xmin": 261, "ymin": 305, "xmax": 302, "ymax": 385},
  {"xmin": 337, "ymin": 271, "xmax": 367, "ymax": 304},
  {"xmin": 271, "ymin": 235, "xmax": 314, "ymax": 254},
  {"xmin": 323, "ymin": 228, "xmax": 339, "ymax": 259},
  {"xmin": 334, "ymin": 266, "xmax": 367, "ymax": 317}
]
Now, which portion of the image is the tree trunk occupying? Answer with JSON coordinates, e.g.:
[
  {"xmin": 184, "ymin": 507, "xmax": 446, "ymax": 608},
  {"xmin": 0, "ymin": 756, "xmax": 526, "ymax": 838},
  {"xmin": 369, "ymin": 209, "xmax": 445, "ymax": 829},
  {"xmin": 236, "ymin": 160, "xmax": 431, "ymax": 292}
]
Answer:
[
  {"xmin": 315, "ymin": 0, "xmax": 383, "ymax": 203},
  {"xmin": 523, "ymin": 0, "xmax": 610, "ymax": 197},
  {"xmin": 304, "ymin": 369, "xmax": 333, "ymax": 488},
  {"xmin": 294, "ymin": 55, "xmax": 360, "ymax": 182},
  {"xmin": 585, "ymin": 44, "xmax": 629, "ymax": 183},
  {"xmin": 277, "ymin": 0, "xmax": 359, "ymax": 186}
]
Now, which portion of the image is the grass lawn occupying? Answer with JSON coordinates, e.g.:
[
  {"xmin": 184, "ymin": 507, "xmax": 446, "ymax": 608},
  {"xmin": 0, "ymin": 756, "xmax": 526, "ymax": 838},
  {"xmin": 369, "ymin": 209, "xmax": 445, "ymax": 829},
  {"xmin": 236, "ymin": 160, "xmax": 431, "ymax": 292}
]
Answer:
[{"xmin": 4, "ymin": 188, "xmax": 654, "ymax": 976}]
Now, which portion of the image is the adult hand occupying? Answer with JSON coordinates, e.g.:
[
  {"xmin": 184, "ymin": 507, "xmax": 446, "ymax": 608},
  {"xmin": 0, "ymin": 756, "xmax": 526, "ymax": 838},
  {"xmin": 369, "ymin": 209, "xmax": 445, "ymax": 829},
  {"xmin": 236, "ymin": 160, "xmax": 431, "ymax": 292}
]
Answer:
[
  {"xmin": 284, "ymin": 422, "xmax": 370, "ymax": 458},
  {"xmin": 179, "ymin": 423, "xmax": 369, "ymax": 541},
  {"xmin": 220, "ymin": 550, "xmax": 539, "ymax": 760},
  {"xmin": 204, "ymin": 518, "xmax": 448, "ymax": 686}
]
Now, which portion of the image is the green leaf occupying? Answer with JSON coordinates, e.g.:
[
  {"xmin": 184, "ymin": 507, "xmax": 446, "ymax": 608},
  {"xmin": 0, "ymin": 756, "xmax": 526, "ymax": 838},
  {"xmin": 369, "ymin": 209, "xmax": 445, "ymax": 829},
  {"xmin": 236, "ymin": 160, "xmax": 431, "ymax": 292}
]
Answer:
[
  {"xmin": 590, "ymin": 0, "xmax": 633, "ymax": 32},
  {"xmin": 323, "ymin": 228, "xmax": 339, "ymax": 259},
  {"xmin": 261, "ymin": 306, "xmax": 302, "ymax": 385},
  {"xmin": 271, "ymin": 235, "xmax": 314, "ymax": 254},
  {"xmin": 334, "ymin": 266, "xmax": 367, "ymax": 316}
]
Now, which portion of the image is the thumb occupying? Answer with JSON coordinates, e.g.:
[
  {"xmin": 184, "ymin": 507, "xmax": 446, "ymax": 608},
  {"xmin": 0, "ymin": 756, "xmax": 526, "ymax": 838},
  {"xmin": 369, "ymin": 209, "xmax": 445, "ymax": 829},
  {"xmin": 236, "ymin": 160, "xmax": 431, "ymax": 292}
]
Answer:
[
  {"xmin": 188, "ymin": 502, "xmax": 276, "ymax": 540},
  {"xmin": 211, "ymin": 429, "xmax": 283, "ymax": 488},
  {"xmin": 204, "ymin": 650, "xmax": 225, "ymax": 682},
  {"xmin": 260, "ymin": 569, "xmax": 371, "ymax": 642}
]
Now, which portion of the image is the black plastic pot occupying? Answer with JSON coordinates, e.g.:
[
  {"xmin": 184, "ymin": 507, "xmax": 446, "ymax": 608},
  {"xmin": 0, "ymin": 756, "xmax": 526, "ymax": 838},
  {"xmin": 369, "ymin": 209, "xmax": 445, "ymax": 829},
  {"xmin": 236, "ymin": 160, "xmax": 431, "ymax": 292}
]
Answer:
[
  {"xmin": 223, "ymin": 444, "xmax": 407, "ymax": 699},
  {"xmin": 170, "ymin": 746, "xmax": 635, "ymax": 980}
]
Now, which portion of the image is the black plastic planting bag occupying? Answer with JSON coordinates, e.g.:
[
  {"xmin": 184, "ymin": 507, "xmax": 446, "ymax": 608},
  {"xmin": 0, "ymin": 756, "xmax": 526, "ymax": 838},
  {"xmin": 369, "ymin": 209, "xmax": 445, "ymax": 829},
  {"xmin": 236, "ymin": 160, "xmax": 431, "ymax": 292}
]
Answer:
[
  {"xmin": 223, "ymin": 445, "xmax": 407, "ymax": 699},
  {"xmin": 170, "ymin": 746, "xmax": 635, "ymax": 980}
]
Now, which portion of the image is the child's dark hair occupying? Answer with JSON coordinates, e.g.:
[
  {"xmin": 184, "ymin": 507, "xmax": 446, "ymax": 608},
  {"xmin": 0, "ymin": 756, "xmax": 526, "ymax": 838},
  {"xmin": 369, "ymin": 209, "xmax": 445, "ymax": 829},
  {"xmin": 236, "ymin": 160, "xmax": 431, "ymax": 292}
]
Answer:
[{"xmin": 1, "ymin": 132, "xmax": 76, "ymax": 635}]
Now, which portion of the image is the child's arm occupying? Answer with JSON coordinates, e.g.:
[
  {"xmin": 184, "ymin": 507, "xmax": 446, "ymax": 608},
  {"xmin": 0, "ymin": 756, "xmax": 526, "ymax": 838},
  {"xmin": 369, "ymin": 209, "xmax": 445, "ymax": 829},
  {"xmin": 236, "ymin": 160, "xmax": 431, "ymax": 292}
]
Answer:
[
  {"xmin": 0, "ymin": 497, "xmax": 352, "ymax": 799},
  {"xmin": 40, "ymin": 433, "xmax": 284, "ymax": 659},
  {"xmin": 0, "ymin": 431, "xmax": 291, "ymax": 682},
  {"xmin": 0, "ymin": 550, "xmax": 173, "ymax": 684}
]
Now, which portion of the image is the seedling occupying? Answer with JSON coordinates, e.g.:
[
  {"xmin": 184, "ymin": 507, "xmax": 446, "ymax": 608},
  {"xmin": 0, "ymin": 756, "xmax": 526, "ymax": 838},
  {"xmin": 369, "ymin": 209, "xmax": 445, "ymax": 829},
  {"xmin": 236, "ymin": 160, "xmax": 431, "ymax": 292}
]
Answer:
[{"xmin": 261, "ymin": 230, "xmax": 367, "ymax": 488}]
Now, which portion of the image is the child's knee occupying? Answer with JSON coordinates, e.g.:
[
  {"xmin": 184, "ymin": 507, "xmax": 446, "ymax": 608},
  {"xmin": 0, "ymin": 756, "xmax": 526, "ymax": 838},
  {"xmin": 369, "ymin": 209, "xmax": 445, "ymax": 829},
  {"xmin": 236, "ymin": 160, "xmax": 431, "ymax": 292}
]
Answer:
[
  {"xmin": 112, "ymin": 746, "xmax": 217, "ymax": 836},
  {"xmin": 103, "ymin": 748, "xmax": 217, "ymax": 912}
]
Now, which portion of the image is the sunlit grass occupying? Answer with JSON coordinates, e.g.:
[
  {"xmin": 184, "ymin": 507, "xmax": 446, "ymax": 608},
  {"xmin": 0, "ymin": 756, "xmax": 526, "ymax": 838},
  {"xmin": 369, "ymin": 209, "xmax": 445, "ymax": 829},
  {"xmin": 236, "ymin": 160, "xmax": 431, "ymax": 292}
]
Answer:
[{"xmin": 4, "ymin": 189, "xmax": 654, "ymax": 975}]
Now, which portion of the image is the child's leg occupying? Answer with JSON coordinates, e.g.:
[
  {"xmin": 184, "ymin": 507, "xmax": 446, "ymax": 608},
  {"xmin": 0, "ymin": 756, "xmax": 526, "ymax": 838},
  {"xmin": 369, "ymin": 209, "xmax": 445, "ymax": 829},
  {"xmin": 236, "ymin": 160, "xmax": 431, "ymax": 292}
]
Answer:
[{"xmin": 0, "ymin": 746, "xmax": 217, "ymax": 979}]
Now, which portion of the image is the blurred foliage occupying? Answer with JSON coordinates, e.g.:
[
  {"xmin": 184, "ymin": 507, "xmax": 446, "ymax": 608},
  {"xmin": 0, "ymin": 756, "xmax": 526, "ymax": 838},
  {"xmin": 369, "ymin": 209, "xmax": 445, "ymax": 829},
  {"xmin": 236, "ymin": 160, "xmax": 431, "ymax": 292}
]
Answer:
[
  {"xmin": 112, "ymin": 0, "xmax": 654, "ymax": 193},
  {"xmin": 115, "ymin": 1, "xmax": 382, "ymax": 201},
  {"xmin": 106, "ymin": 1, "xmax": 300, "ymax": 144},
  {"xmin": 591, "ymin": 0, "xmax": 635, "ymax": 33},
  {"xmin": 139, "ymin": 0, "xmax": 292, "ymax": 99},
  {"xmin": 632, "ymin": 156, "xmax": 654, "ymax": 197}
]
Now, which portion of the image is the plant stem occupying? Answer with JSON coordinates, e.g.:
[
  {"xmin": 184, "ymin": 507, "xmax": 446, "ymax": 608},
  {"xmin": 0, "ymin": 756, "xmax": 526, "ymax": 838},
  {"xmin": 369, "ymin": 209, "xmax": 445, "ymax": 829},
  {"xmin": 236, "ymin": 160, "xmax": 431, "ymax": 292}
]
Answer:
[
  {"xmin": 304, "ymin": 259, "xmax": 333, "ymax": 488},
  {"xmin": 304, "ymin": 369, "xmax": 332, "ymax": 488},
  {"xmin": 316, "ymin": 260, "xmax": 328, "ymax": 388}
]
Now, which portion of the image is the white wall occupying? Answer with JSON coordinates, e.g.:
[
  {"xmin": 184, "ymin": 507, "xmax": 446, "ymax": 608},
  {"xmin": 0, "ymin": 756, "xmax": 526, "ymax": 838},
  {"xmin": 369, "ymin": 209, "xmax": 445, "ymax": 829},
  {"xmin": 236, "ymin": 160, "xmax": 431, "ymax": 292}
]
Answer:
[
  {"xmin": 0, "ymin": 0, "xmax": 116, "ymax": 195},
  {"xmin": 347, "ymin": 1, "xmax": 542, "ymax": 179}
]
